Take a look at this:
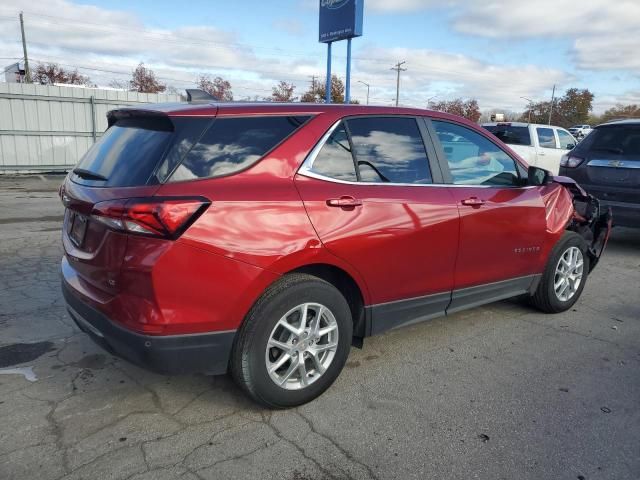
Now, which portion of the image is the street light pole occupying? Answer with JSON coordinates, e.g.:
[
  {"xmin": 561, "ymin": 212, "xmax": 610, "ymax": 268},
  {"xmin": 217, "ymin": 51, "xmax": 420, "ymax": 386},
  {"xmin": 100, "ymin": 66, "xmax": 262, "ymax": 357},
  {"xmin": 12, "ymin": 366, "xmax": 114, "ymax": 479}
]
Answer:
[
  {"xmin": 357, "ymin": 80, "xmax": 370, "ymax": 105},
  {"xmin": 521, "ymin": 96, "xmax": 533, "ymax": 124}
]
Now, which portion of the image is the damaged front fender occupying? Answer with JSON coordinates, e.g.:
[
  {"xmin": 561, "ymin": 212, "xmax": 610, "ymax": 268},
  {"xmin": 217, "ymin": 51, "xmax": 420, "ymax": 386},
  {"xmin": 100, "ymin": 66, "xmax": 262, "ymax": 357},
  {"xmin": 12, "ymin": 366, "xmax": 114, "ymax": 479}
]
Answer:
[{"xmin": 550, "ymin": 175, "xmax": 613, "ymax": 271}]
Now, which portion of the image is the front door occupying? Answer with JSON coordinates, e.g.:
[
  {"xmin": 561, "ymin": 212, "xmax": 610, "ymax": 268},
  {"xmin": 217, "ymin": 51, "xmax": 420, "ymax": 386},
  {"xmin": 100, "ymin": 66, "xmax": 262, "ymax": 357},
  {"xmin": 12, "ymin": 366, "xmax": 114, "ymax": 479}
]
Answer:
[
  {"xmin": 429, "ymin": 119, "xmax": 547, "ymax": 312},
  {"xmin": 296, "ymin": 116, "xmax": 459, "ymax": 334}
]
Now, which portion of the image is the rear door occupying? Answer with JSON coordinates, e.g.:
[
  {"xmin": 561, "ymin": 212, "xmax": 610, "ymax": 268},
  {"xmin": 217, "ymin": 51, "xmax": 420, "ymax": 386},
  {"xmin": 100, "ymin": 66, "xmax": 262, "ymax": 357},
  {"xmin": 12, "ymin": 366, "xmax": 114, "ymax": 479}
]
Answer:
[
  {"xmin": 296, "ymin": 116, "xmax": 459, "ymax": 334},
  {"xmin": 535, "ymin": 126, "xmax": 562, "ymax": 174},
  {"xmin": 428, "ymin": 119, "xmax": 547, "ymax": 312}
]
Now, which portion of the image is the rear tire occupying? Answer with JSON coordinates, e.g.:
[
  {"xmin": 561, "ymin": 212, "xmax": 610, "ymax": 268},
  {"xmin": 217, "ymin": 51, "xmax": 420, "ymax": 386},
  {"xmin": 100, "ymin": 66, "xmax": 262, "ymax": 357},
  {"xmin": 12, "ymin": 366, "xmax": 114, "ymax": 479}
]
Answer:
[
  {"xmin": 230, "ymin": 273, "xmax": 352, "ymax": 408},
  {"xmin": 530, "ymin": 232, "xmax": 590, "ymax": 313}
]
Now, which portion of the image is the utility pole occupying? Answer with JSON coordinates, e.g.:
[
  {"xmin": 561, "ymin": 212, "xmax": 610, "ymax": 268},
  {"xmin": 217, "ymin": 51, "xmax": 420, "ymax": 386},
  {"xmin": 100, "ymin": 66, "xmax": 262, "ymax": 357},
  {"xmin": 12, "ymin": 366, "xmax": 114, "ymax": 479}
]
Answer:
[
  {"xmin": 19, "ymin": 12, "xmax": 32, "ymax": 83},
  {"xmin": 391, "ymin": 61, "xmax": 406, "ymax": 107},
  {"xmin": 310, "ymin": 75, "xmax": 317, "ymax": 94},
  {"xmin": 548, "ymin": 84, "xmax": 556, "ymax": 125},
  {"xmin": 357, "ymin": 80, "xmax": 370, "ymax": 105}
]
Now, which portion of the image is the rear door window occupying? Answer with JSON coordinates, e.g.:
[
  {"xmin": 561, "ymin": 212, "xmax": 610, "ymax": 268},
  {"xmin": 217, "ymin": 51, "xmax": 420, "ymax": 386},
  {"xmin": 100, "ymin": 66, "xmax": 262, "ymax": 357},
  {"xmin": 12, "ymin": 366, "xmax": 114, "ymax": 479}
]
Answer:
[
  {"xmin": 310, "ymin": 123, "xmax": 358, "ymax": 182},
  {"xmin": 73, "ymin": 116, "xmax": 174, "ymax": 187},
  {"xmin": 483, "ymin": 125, "xmax": 531, "ymax": 146},
  {"xmin": 346, "ymin": 117, "xmax": 432, "ymax": 184},
  {"xmin": 536, "ymin": 127, "xmax": 557, "ymax": 148},
  {"xmin": 169, "ymin": 116, "xmax": 310, "ymax": 181}
]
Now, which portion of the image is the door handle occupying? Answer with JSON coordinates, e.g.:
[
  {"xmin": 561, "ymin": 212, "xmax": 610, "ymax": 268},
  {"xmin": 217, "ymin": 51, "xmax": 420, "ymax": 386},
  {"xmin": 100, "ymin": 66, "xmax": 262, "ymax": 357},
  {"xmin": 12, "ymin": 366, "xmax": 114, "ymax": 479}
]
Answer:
[
  {"xmin": 326, "ymin": 196, "xmax": 363, "ymax": 208},
  {"xmin": 461, "ymin": 197, "xmax": 485, "ymax": 207}
]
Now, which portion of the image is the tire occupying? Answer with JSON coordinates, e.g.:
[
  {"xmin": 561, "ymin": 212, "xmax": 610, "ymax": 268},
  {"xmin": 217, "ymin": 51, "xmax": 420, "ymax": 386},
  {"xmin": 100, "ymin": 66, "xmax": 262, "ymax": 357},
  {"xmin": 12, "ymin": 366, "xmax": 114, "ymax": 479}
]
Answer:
[
  {"xmin": 530, "ymin": 232, "xmax": 590, "ymax": 313},
  {"xmin": 230, "ymin": 273, "xmax": 352, "ymax": 408}
]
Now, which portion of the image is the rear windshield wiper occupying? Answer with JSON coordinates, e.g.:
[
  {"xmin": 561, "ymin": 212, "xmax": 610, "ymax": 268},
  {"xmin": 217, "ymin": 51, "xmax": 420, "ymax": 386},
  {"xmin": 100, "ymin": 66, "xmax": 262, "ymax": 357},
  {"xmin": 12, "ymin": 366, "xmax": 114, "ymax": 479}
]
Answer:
[
  {"xmin": 592, "ymin": 147, "xmax": 624, "ymax": 155},
  {"xmin": 73, "ymin": 168, "xmax": 108, "ymax": 181}
]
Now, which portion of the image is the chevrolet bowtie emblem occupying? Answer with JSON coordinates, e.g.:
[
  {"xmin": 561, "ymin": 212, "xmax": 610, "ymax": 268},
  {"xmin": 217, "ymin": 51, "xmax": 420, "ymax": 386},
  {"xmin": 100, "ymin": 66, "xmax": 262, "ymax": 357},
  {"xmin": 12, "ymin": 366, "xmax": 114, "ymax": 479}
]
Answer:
[{"xmin": 608, "ymin": 160, "xmax": 623, "ymax": 168}]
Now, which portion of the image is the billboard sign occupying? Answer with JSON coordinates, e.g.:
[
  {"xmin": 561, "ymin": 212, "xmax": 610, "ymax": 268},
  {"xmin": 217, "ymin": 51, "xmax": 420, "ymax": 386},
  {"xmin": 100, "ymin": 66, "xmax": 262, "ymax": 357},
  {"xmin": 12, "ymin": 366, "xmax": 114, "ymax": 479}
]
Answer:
[{"xmin": 319, "ymin": 0, "xmax": 363, "ymax": 43}]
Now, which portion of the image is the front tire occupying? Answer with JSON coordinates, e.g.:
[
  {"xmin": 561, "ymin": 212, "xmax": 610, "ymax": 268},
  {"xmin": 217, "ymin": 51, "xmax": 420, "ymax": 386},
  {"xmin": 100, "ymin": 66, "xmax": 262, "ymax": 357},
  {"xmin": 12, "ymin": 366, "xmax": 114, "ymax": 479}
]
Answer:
[
  {"xmin": 230, "ymin": 273, "xmax": 352, "ymax": 408},
  {"xmin": 530, "ymin": 232, "xmax": 590, "ymax": 313}
]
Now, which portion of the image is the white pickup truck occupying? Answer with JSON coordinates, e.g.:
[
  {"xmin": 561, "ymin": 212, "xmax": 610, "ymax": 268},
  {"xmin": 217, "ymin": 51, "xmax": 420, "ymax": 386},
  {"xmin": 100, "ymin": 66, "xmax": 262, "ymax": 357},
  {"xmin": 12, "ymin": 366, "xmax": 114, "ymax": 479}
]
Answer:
[{"xmin": 481, "ymin": 122, "xmax": 578, "ymax": 174}]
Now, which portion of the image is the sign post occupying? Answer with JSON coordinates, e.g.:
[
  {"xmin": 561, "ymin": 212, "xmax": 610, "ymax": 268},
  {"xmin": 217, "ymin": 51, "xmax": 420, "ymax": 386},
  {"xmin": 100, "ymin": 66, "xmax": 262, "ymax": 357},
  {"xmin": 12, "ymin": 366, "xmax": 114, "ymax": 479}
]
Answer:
[{"xmin": 318, "ymin": 0, "xmax": 363, "ymax": 104}]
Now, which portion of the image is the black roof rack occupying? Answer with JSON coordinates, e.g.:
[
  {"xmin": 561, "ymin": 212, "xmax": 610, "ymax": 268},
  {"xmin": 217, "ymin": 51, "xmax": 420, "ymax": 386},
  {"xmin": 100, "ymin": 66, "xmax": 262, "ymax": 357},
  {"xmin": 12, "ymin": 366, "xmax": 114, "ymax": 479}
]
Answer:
[{"xmin": 185, "ymin": 88, "xmax": 218, "ymax": 103}]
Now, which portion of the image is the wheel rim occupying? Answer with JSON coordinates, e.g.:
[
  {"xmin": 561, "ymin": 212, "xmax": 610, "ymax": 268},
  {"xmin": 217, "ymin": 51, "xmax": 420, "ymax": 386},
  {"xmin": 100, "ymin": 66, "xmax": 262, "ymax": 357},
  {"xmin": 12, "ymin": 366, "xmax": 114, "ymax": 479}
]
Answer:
[
  {"xmin": 554, "ymin": 246, "xmax": 584, "ymax": 302},
  {"xmin": 265, "ymin": 303, "xmax": 339, "ymax": 390}
]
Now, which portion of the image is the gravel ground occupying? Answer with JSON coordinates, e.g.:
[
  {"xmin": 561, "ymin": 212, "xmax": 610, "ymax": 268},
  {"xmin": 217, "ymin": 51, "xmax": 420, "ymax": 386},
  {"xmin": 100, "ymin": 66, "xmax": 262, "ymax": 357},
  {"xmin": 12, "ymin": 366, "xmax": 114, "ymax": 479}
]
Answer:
[{"xmin": 0, "ymin": 174, "xmax": 638, "ymax": 480}]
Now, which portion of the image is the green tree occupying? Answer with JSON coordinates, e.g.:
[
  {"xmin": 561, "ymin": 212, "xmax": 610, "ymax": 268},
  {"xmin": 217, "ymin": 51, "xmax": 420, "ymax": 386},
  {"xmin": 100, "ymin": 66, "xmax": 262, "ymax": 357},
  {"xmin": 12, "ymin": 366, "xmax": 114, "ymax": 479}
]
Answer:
[
  {"xmin": 271, "ymin": 81, "xmax": 297, "ymax": 102},
  {"xmin": 301, "ymin": 75, "xmax": 345, "ymax": 103},
  {"xmin": 600, "ymin": 104, "xmax": 640, "ymax": 122},
  {"xmin": 520, "ymin": 88, "xmax": 594, "ymax": 127}
]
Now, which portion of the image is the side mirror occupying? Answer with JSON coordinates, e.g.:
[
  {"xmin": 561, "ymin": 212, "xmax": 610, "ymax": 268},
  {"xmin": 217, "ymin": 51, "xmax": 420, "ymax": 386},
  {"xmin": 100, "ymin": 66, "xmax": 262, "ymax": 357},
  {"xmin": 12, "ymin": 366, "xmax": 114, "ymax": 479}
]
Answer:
[
  {"xmin": 528, "ymin": 166, "xmax": 552, "ymax": 186},
  {"xmin": 566, "ymin": 143, "xmax": 575, "ymax": 150}
]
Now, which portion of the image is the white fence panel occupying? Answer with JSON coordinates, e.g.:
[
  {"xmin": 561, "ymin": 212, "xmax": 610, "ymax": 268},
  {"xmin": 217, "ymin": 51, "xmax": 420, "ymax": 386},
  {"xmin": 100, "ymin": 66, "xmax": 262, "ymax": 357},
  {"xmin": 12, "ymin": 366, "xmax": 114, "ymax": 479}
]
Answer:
[{"xmin": 0, "ymin": 83, "xmax": 181, "ymax": 172}]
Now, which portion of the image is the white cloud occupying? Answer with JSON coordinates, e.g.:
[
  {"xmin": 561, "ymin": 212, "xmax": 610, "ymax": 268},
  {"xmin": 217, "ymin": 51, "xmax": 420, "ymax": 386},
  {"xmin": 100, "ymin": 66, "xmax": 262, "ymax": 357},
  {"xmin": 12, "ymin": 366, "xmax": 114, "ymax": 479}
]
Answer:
[
  {"xmin": 448, "ymin": 0, "xmax": 640, "ymax": 73},
  {"xmin": 352, "ymin": 46, "xmax": 570, "ymax": 110}
]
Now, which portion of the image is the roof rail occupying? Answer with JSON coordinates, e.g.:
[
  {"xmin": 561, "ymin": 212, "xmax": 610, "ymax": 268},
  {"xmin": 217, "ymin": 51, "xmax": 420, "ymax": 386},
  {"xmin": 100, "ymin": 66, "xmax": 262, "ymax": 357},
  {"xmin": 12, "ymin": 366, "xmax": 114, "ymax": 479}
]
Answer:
[{"xmin": 185, "ymin": 88, "xmax": 218, "ymax": 103}]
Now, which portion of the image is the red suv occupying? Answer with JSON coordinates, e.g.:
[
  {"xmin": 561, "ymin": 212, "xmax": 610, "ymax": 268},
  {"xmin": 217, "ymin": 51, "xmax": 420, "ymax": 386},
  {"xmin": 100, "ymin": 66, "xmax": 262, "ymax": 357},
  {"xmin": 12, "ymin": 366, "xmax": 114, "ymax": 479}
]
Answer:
[{"xmin": 61, "ymin": 93, "xmax": 611, "ymax": 407}]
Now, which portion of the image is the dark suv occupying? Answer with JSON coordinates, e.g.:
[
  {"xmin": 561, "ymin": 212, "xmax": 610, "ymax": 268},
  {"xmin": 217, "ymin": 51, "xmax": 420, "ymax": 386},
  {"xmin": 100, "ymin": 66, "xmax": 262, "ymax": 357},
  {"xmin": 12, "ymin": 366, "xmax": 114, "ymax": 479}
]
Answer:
[{"xmin": 560, "ymin": 119, "xmax": 640, "ymax": 227}]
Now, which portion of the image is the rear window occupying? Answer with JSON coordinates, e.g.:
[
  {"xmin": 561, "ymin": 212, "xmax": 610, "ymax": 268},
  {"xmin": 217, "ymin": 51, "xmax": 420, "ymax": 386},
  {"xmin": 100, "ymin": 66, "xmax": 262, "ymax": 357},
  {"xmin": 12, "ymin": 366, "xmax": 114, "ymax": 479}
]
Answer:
[
  {"xmin": 169, "ymin": 116, "xmax": 310, "ymax": 181},
  {"xmin": 582, "ymin": 125, "xmax": 640, "ymax": 157},
  {"xmin": 73, "ymin": 117, "xmax": 174, "ymax": 187},
  {"xmin": 483, "ymin": 125, "xmax": 531, "ymax": 146}
]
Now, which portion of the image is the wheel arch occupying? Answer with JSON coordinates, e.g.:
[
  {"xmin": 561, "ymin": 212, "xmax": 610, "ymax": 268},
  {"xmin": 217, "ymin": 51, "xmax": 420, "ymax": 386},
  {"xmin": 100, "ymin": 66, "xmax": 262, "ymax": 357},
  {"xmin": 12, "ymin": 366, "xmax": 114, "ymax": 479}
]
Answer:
[{"xmin": 285, "ymin": 263, "xmax": 369, "ymax": 342}]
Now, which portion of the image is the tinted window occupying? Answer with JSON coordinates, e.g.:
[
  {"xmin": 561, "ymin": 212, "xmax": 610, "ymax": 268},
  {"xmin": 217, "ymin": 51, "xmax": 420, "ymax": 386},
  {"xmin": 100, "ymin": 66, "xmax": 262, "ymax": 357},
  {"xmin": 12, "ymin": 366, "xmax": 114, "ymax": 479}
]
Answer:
[
  {"xmin": 536, "ymin": 128, "xmax": 557, "ymax": 148},
  {"xmin": 74, "ymin": 117, "xmax": 173, "ymax": 187},
  {"xmin": 153, "ymin": 117, "xmax": 212, "ymax": 183},
  {"xmin": 311, "ymin": 123, "xmax": 358, "ymax": 181},
  {"xmin": 346, "ymin": 117, "xmax": 431, "ymax": 184},
  {"xmin": 433, "ymin": 121, "xmax": 520, "ymax": 186},
  {"xmin": 169, "ymin": 116, "xmax": 309, "ymax": 181},
  {"xmin": 585, "ymin": 125, "xmax": 640, "ymax": 157},
  {"xmin": 557, "ymin": 129, "xmax": 576, "ymax": 150},
  {"xmin": 483, "ymin": 125, "xmax": 531, "ymax": 146}
]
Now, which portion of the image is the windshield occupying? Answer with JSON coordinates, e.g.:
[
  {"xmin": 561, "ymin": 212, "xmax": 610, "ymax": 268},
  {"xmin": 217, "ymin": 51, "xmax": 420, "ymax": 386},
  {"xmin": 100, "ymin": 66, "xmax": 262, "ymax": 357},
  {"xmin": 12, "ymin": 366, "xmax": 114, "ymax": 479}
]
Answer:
[
  {"xmin": 482, "ymin": 125, "xmax": 531, "ymax": 146},
  {"xmin": 586, "ymin": 126, "xmax": 640, "ymax": 157},
  {"xmin": 73, "ymin": 117, "xmax": 174, "ymax": 187}
]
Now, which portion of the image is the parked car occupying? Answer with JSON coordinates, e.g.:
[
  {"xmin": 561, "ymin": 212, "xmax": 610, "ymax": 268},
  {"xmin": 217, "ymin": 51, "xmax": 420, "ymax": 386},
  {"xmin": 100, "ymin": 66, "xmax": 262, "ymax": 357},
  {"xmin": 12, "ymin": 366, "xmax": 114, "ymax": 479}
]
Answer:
[
  {"xmin": 568, "ymin": 124, "xmax": 593, "ymax": 139},
  {"xmin": 60, "ymin": 94, "xmax": 611, "ymax": 407},
  {"xmin": 560, "ymin": 119, "xmax": 640, "ymax": 227},
  {"xmin": 482, "ymin": 122, "xmax": 577, "ymax": 174}
]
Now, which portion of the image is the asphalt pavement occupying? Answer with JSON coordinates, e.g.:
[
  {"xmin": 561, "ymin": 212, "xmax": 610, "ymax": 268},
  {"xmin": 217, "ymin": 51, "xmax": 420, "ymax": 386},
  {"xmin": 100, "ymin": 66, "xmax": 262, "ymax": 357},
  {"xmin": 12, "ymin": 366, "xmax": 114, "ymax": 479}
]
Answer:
[{"xmin": 1, "ymin": 174, "xmax": 638, "ymax": 480}]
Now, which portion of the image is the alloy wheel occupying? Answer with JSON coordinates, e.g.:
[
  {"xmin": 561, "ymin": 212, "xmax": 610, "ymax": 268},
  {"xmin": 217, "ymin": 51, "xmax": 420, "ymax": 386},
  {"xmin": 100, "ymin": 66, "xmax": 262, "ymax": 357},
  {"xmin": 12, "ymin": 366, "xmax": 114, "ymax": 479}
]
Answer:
[
  {"xmin": 265, "ymin": 303, "xmax": 339, "ymax": 390},
  {"xmin": 554, "ymin": 246, "xmax": 584, "ymax": 302}
]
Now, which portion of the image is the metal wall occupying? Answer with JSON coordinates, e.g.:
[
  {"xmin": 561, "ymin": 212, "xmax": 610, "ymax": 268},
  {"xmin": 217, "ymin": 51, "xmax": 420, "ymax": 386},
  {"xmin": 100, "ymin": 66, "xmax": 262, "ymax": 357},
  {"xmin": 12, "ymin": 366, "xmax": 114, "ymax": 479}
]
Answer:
[{"xmin": 0, "ymin": 83, "xmax": 181, "ymax": 172}]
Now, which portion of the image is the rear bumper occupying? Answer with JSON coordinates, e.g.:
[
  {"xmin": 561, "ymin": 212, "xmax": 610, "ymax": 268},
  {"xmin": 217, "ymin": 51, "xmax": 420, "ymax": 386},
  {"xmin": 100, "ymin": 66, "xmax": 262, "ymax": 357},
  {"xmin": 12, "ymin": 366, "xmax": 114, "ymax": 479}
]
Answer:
[
  {"xmin": 62, "ymin": 280, "xmax": 236, "ymax": 375},
  {"xmin": 599, "ymin": 200, "xmax": 640, "ymax": 228}
]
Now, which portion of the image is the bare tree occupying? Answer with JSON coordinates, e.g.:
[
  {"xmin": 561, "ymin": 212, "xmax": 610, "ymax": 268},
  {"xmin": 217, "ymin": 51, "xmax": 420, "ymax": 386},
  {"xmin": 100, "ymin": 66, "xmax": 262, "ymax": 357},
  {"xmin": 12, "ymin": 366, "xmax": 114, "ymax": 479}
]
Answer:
[
  {"xmin": 33, "ymin": 63, "xmax": 92, "ymax": 86},
  {"xmin": 197, "ymin": 75, "xmax": 233, "ymax": 101},
  {"xmin": 428, "ymin": 98, "xmax": 481, "ymax": 123},
  {"xmin": 130, "ymin": 63, "xmax": 166, "ymax": 93}
]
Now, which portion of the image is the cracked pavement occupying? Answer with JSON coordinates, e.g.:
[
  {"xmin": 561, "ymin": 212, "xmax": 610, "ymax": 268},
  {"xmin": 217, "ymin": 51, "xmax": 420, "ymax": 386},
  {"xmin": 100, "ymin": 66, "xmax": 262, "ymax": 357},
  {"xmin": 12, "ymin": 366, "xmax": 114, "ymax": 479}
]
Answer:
[{"xmin": 0, "ymin": 174, "xmax": 639, "ymax": 480}]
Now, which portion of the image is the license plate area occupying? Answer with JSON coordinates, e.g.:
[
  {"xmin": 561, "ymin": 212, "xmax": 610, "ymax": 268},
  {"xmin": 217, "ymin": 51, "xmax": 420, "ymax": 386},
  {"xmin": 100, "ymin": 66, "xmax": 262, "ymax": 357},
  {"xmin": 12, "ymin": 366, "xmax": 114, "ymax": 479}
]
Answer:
[{"xmin": 68, "ymin": 210, "xmax": 88, "ymax": 247}]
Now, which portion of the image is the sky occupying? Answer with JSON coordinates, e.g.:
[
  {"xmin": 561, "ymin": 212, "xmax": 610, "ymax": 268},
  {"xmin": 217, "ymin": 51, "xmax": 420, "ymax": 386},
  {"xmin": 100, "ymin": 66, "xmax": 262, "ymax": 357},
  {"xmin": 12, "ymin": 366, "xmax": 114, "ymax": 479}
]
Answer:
[{"xmin": 1, "ymin": 0, "xmax": 639, "ymax": 113}]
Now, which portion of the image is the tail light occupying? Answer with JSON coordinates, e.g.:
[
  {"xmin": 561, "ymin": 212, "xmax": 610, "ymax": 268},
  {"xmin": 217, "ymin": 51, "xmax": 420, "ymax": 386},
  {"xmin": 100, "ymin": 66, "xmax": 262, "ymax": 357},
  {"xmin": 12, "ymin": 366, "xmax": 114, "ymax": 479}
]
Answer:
[
  {"xmin": 91, "ymin": 197, "xmax": 210, "ymax": 239},
  {"xmin": 560, "ymin": 154, "xmax": 584, "ymax": 168}
]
